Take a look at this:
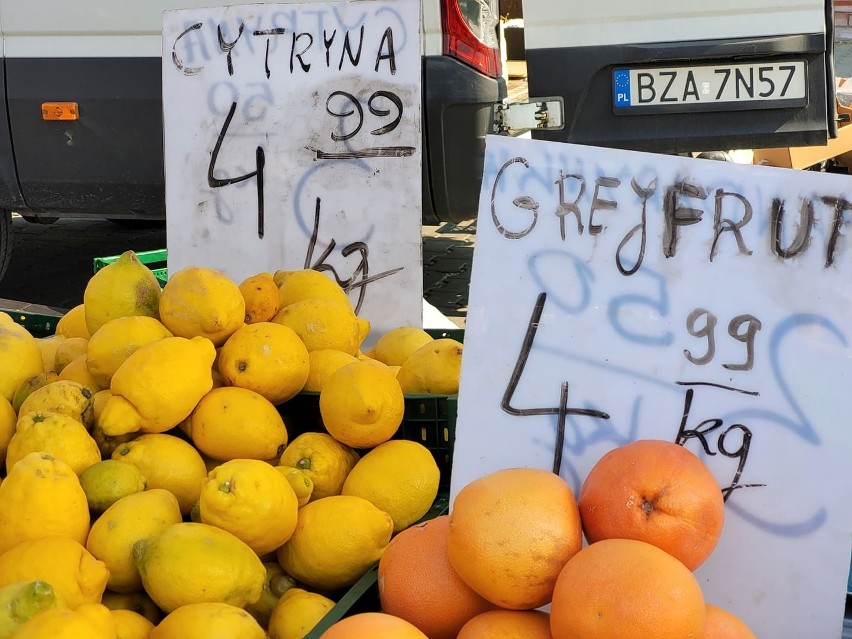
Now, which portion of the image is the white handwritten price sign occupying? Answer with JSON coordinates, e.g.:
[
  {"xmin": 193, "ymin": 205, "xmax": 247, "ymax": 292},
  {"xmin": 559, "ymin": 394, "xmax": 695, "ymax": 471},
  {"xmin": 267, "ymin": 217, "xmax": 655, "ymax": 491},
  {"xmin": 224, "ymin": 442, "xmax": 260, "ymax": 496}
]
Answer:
[
  {"xmin": 162, "ymin": 0, "xmax": 422, "ymax": 334},
  {"xmin": 452, "ymin": 135, "xmax": 852, "ymax": 637}
]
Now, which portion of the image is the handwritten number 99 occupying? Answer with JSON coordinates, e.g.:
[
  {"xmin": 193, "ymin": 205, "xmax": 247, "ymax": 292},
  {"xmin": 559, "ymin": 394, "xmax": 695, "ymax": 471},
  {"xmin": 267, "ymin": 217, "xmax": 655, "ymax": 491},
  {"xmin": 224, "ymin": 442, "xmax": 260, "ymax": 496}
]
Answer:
[
  {"xmin": 685, "ymin": 309, "xmax": 762, "ymax": 371},
  {"xmin": 326, "ymin": 90, "xmax": 402, "ymax": 142}
]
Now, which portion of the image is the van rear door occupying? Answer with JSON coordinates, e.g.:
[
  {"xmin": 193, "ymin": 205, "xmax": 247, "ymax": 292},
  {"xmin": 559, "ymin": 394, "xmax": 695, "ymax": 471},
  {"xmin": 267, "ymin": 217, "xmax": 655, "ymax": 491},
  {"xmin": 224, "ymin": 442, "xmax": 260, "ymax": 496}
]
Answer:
[{"xmin": 520, "ymin": 0, "xmax": 834, "ymax": 153}]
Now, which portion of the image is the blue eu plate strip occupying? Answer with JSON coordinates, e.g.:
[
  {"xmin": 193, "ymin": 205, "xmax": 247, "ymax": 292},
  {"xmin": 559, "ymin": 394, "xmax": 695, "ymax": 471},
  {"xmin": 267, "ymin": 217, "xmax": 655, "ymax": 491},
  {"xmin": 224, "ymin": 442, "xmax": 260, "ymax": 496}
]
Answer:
[{"xmin": 613, "ymin": 69, "xmax": 631, "ymax": 107}]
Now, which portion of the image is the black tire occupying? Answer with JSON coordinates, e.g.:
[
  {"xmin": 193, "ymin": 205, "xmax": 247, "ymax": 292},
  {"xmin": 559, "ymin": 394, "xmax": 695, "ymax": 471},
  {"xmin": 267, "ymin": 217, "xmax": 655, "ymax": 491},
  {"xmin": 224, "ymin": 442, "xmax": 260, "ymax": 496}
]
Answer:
[{"xmin": 0, "ymin": 209, "xmax": 11, "ymax": 283}]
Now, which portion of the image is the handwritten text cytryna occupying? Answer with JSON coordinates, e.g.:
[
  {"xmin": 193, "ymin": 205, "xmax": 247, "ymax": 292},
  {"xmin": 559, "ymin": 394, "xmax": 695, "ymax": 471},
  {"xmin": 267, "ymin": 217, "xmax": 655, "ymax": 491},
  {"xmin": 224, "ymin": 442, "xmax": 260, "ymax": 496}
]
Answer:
[
  {"xmin": 451, "ymin": 135, "xmax": 852, "ymax": 639},
  {"xmin": 170, "ymin": 13, "xmax": 402, "ymax": 80},
  {"xmin": 162, "ymin": 1, "xmax": 423, "ymax": 339}
]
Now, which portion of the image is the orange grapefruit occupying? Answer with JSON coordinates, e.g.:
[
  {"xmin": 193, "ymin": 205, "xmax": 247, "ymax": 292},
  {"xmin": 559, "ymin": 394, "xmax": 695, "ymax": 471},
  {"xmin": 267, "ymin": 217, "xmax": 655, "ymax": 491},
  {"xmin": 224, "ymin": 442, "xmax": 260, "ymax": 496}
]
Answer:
[
  {"xmin": 378, "ymin": 515, "xmax": 494, "ymax": 639},
  {"xmin": 578, "ymin": 439, "xmax": 724, "ymax": 570},
  {"xmin": 446, "ymin": 467, "xmax": 583, "ymax": 610},
  {"xmin": 550, "ymin": 538, "xmax": 706, "ymax": 639}
]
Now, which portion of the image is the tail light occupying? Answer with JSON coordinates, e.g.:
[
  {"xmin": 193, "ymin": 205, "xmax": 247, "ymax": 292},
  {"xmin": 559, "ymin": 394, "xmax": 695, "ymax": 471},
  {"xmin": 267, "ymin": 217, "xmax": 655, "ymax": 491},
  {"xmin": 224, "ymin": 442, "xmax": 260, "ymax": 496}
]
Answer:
[{"xmin": 442, "ymin": 0, "xmax": 502, "ymax": 78}]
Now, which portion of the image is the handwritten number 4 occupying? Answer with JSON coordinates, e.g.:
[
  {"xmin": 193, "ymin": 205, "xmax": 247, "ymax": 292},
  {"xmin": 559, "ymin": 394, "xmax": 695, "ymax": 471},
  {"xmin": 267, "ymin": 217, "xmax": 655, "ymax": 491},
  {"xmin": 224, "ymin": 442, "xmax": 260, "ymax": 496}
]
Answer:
[
  {"xmin": 502, "ymin": 292, "xmax": 610, "ymax": 475},
  {"xmin": 208, "ymin": 101, "xmax": 266, "ymax": 239}
]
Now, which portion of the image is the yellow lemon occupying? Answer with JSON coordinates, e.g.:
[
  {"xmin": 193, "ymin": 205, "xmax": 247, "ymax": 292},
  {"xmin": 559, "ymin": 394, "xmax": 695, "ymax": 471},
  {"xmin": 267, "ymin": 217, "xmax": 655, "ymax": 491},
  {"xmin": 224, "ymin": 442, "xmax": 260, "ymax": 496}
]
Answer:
[
  {"xmin": 36, "ymin": 334, "xmax": 67, "ymax": 373},
  {"xmin": 239, "ymin": 272, "xmax": 281, "ymax": 324},
  {"xmin": 9, "ymin": 411, "xmax": 101, "ymax": 476},
  {"xmin": 0, "ymin": 396, "xmax": 15, "ymax": 472},
  {"xmin": 100, "ymin": 336, "xmax": 215, "ymax": 436},
  {"xmin": 79, "ymin": 459, "xmax": 148, "ymax": 513},
  {"xmin": 267, "ymin": 588, "xmax": 335, "ymax": 639},
  {"xmin": 55, "ymin": 304, "xmax": 90, "ymax": 339},
  {"xmin": 0, "ymin": 537, "xmax": 109, "ymax": 609},
  {"xmin": 275, "ymin": 466, "xmax": 314, "ymax": 507},
  {"xmin": 188, "ymin": 386, "xmax": 289, "ymax": 462},
  {"xmin": 188, "ymin": 502, "xmax": 202, "ymax": 523},
  {"xmin": 110, "ymin": 609, "xmax": 154, "ymax": 639},
  {"xmin": 86, "ymin": 489, "xmax": 182, "ymax": 594},
  {"xmin": 92, "ymin": 388, "xmax": 112, "ymax": 423},
  {"xmin": 87, "ymin": 316, "xmax": 173, "ymax": 388},
  {"xmin": 276, "ymin": 495, "xmax": 393, "ymax": 591},
  {"xmin": 396, "ymin": 338, "xmax": 463, "ymax": 395},
  {"xmin": 0, "ymin": 452, "xmax": 90, "ymax": 553},
  {"xmin": 158, "ymin": 266, "xmax": 245, "ymax": 346},
  {"xmin": 0, "ymin": 319, "xmax": 42, "ymax": 402},
  {"xmin": 199, "ymin": 459, "xmax": 299, "ymax": 555},
  {"xmin": 303, "ymin": 349, "xmax": 358, "ymax": 393},
  {"xmin": 13, "ymin": 603, "xmax": 116, "ymax": 639},
  {"xmin": 12, "ymin": 371, "xmax": 60, "ymax": 413},
  {"xmin": 218, "ymin": 322, "xmax": 309, "ymax": 404},
  {"xmin": 366, "ymin": 326, "xmax": 434, "ymax": 367},
  {"xmin": 0, "ymin": 580, "xmax": 65, "ymax": 638},
  {"xmin": 245, "ymin": 562, "xmax": 297, "ymax": 628},
  {"xmin": 92, "ymin": 424, "xmax": 138, "ymax": 460},
  {"xmin": 91, "ymin": 388, "xmax": 140, "ymax": 458},
  {"xmin": 149, "ymin": 602, "xmax": 265, "ymax": 639},
  {"xmin": 200, "ymin": 452, "xmax": 222, "ymax": 474},
  {"xmin": 111, "ymin": 434, "xmax": 207, "ymax": 515},
  {"xmin": 272, "ymin": 298, "xmax": 361, "ymax": 355},
  {"xmin": 210, "ymin": 369, "xmax": 226, "ymax": 388},
  {"xmin": 133, "ymin": 522, "xmax": 265, "ymax": 613},
  {"xmin": 18, "ymin": 379, "xmax": 95, "ymax": 430},
  {"xmin": 355, "ymin": 317, "xmax": 371, "ymax": 349},
  {"xmin": 342, "ymin": 440, "xmax": 440, "ymax": 532},
  {"xmin": 53, "ymin": 336, "xmax": 89, "ymax": 374},
  {"xmin": 58, "ymin": 353, "xmax": 105, "ymax": 392},
  {"xmin": 84, "ymin": 250, "xmax": 162, "ymax": 336},
  {"xmin": 319, "ymin": 361, "xmax": 404, "ymax": 448},
  {"xmin": 278, "ymin": 432, "xmax": 359, "ymax": 501},
  {"xmin": 274, "ymin": 269, "xmax": 352, "ymax": 308},
  {"xmin": 101, "ymin": 591, "xmax": 162, "ymax": 625}
]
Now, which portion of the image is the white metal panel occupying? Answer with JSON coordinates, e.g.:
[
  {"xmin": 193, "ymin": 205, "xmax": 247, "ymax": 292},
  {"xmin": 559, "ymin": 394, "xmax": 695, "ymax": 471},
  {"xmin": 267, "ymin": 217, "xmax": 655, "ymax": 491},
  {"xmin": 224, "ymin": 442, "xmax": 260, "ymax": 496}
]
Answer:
[
  {"xmin": 421, "ymin": 0, "xmax": 442, "ymax": 56},
  {"xmin": 522, "ymin": 0, "xmax": 826, "ymax": 50},
  {"xmin": 0, "ymin": 0, "xmax": 437, "ymax": 57}
]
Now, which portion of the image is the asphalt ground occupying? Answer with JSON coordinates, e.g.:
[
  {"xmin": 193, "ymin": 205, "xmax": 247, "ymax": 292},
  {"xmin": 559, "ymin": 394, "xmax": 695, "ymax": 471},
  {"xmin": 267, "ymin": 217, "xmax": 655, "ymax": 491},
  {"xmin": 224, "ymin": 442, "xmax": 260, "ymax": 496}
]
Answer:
[{"xmin": 0, "ymin": 214, "xmax": 476, "ymax": 328}]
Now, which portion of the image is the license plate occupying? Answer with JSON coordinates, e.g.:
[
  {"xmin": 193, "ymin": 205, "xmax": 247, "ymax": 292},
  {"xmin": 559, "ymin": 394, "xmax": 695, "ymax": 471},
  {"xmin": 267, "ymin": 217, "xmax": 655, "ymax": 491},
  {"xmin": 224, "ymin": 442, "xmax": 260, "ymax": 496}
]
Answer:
[{"xmin": 613, "ymin": 61, "xmax": 807, "ymax": 113}]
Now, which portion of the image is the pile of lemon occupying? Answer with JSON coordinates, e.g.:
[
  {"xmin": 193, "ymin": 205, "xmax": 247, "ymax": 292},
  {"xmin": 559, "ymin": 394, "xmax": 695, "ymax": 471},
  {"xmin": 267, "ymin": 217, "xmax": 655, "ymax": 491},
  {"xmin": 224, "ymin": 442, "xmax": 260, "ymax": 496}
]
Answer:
[{"xmin": 0, "ymin": 251, "xmax": 463, "ymax": 639}]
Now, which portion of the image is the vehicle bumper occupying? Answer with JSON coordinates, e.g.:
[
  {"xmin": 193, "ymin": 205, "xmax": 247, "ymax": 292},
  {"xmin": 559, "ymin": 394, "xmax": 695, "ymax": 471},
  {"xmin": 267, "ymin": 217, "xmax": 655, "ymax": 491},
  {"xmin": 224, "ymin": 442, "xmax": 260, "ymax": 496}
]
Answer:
[{"xmin": 526, "ymin": 33, "xmax": 833, "ymax": 154}]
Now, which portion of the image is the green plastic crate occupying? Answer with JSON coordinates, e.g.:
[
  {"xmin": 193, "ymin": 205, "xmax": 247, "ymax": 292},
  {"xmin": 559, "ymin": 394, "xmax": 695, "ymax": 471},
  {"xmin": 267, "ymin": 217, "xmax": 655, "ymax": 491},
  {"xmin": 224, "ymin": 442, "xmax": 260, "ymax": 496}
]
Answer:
[
  {"xmin": 278, "ymin": 390, "xmax": 457, "ymax": 493},
  {"xmin": 93, "ymin": 249, "xmax": 168, "ymax": 287},
  {"xmin": 2, "ymin": 307, "xmax": 63, "ymax": 338}
]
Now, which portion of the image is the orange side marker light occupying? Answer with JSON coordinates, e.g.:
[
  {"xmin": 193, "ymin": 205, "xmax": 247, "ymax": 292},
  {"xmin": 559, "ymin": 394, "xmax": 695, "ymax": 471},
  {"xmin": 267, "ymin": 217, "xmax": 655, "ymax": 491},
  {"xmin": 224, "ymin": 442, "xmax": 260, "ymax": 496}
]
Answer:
[{"xmin": 41, "ymin": 102, "xmax": 79, "ymax": 121}]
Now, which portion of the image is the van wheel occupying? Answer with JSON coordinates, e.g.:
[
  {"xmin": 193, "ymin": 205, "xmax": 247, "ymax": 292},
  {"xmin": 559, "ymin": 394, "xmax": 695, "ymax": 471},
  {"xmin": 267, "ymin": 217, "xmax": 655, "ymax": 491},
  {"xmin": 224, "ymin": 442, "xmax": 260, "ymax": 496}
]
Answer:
[{"xmin": 0, "ymin": 209, "xmax": 12, "ymax": 283}]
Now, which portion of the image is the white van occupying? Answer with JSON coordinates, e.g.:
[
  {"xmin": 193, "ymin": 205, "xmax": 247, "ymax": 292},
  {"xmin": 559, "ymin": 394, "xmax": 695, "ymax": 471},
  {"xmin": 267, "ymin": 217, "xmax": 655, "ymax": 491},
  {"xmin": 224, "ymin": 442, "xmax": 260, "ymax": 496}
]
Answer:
[{"xmin": 519, "ymin": 0, "xmax": 836, "ymax": 153}]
